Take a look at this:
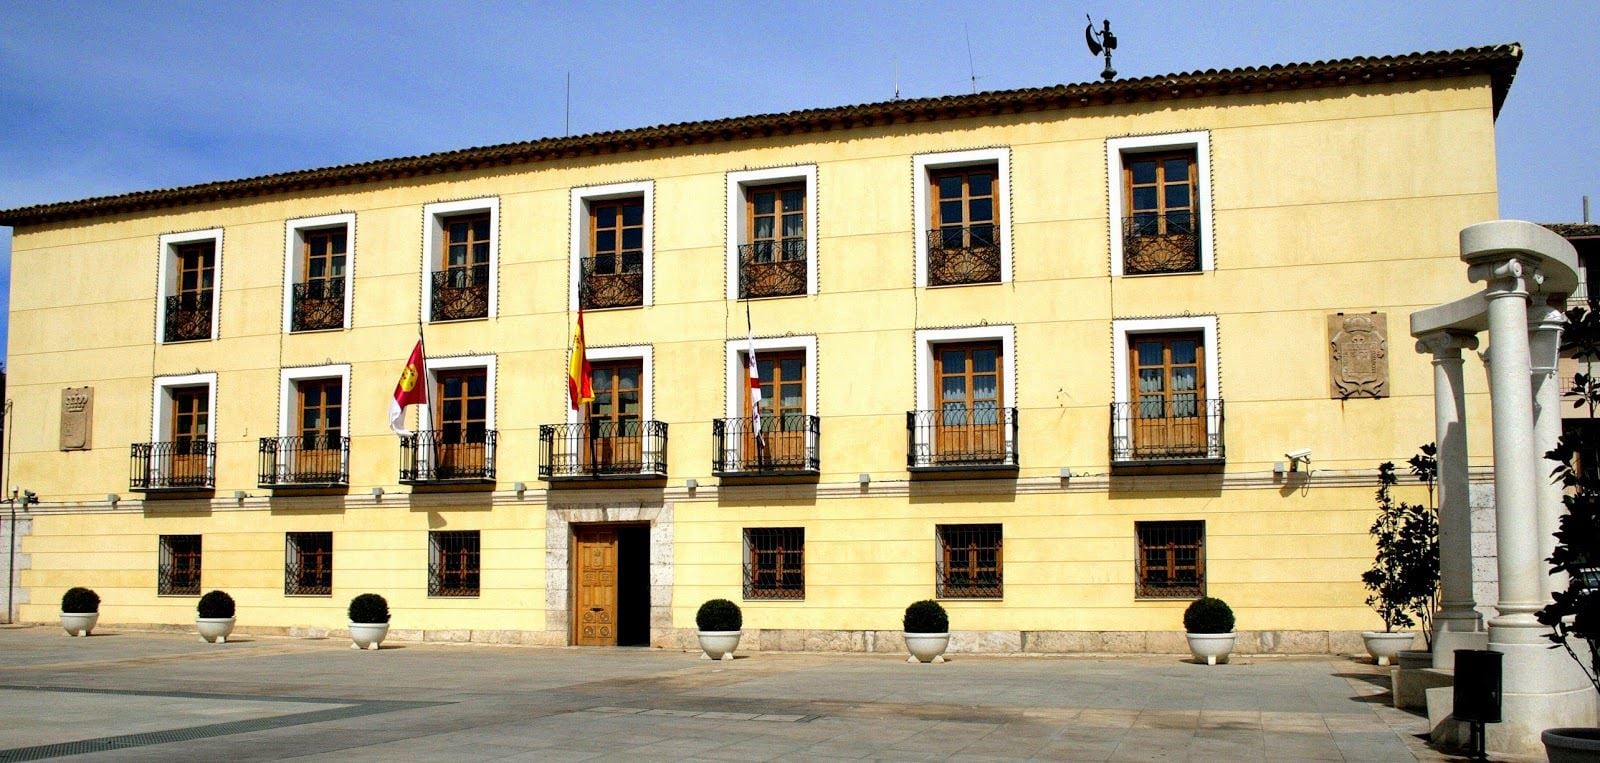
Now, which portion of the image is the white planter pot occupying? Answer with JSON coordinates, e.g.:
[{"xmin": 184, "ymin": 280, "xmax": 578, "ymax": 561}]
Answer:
[
  {"xmin": 196, "ymin": 616, "xmax": 235, "ymax": 643},
  {"xmin": 697, "ymin": 630, "xmax": 741, "ymax": 661},
  {"xmin": 60, "ymin": 611, "xmax": 98, "ymax": 637},
  {"xmin": 1185, "ymin": 632, "xmax": 1236, "ymax": 665},
  {"xmin": 1361, "ymin": 631, "xmax": 1416, "ymax": 666},
  {"xmin": 1543, "ymin": 727, "xmax": 1600, "ymax": 763},
  {"xmin": 904, "ymin": 632, "xmax": 949, "ymax": 664},
  {"xmin": 349, "ymin": 622, "xmax": 390, "ymax": 651}
]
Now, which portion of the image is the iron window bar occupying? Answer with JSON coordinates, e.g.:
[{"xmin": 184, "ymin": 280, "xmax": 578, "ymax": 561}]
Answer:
[
  {"xmin": 1122, "ymin": 214, "xmax": 1201, "ymax": 275},
  {"xmin": 1135, "ymin": 521, "xmax": 1205, "ymax": 599},
  {"xmin": 258, "ymin": 435, "xmax": 350, "ymax": 488},
  {"xmin": 284, "ymin": 532, "xmax": 333, "ymax": 596},
  {"xmin": 399, "ymin": 429, "xmax": 498, "ymax": 484},
  {"xmin": 579, "ymin": 254, "xmax": 645, "ymax": 309},
  {"xmin": 428, "ymin": 530, "xmax": 480, "ymax": 597},
  {"xmin": 926, "ymin": 225, "xmax": 1002, "ymax": 286},
  {"xmin": 538, "ymin": 420, "xmax": 669, "ymax": 480},
  {"xmin": 905, "ymin": 407, "xmax": 1018, "ymax": 471},
  {"xmin": 290, "ymin": 277, "xmax": 345, "ymax": 331},
  {"xmin": 129, "ymin": 441, "xmax": 217, "ymax": 492},
  {"xmin": 936, "ymin": 524, "xmax": 1003, "ymax": 599},
  {"xmin": 744, "ymin": 527, "xmax": 805, "ymax": 600},
  {"xmin": 163, "ymin": 291, "xmax": 214, "ymax": 342},
  {"xmin": 158, "ymin": 534, "xmax": 202, "ymax": 596},
  {"xmin": 737, "ymin": 240, "xmax": 807, "ymax": 298},
  {"xmin": 712, "ymin": 414, "xmax": 819, "ymax": 476},
  {"xmin": 1109, "ymin": 398, "xmax": 1225, "ymax": 464},
  {"xmin": 429, "ymin": 263, "xmax": 490, "ymax": 321}
]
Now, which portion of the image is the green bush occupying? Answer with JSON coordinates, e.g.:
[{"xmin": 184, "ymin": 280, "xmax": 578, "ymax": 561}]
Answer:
[
  {"xmin": 1183, "ymin": 597, "xmax": 1235, "ymax": 633},
  {"xmin": 61, "ymin": 587, "xmax": 100, "ymax": 613},
  {"xmin": 903, "ymin": 599, "xmax": 948, "ymax": 633},
  {"xmin": 348, "ymin": 593, "xmax": 390, "ymax": 624},
  {"xmin": 696, "ymin": 599, "xmax": 742, "ymax": 631},
  {"xmin": 197, "ymin": 590, "xmax": 235, "ymax": 619}
]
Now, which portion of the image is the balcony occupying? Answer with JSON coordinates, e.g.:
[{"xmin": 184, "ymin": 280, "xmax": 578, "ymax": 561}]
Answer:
[
  {"xmin": 290, "ymin": 277, "xmax": 345, "ymax": 332},
  {"xmin": 1110, "ymin": 399, "xmax": 1225, "ymax": 466},
  {"xmin": 579, "ymin": 254, "xmax": 644, "ymax": 309},
  {"xmin": 400, "ymin": 429, "xmax": 498, "ymax": 485},
  {"xmin": 259, "ymin": 435, "xmax": 350, "ymax": 488},
  {"xmin": 927, "ymin": 225, "xmax": 1001, "ymax": 286},
  {"xmin": 738, "ymin": 241, "xmax": 807, "ymax": 299},
  {"xmin": 906, "ymin": 407, "xmax": 1018, "ymax": 472},
  {"xmin": 163, "ymin": 292, "xmax": 214, "ymax": 342},
  {"xmin": 1122, "ymin": 213, "xmax": 1200, "ymax": 275},
  {"xmin": 130, "ymin": 441, "xmax": 216, "ymax": 492},
  {"xmin": 539, "ymin": 420, "xmax": 668, "ymax": 481},
  {"xmin": 713, "ymin": 414, "xmax": 819, "ymax": 477},
  {"xmin": 430, "ymin": 264, "xmax": 490, "ymax": 321}
]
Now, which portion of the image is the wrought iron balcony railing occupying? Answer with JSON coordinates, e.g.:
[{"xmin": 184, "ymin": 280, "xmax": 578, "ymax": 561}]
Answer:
[
  {"xmin": 400, "ymin": 429, "xmax": 498, "ymax": 484},
  {"xmin": 927, "ymin": 225, "xmax": 1001, "ymax": 286},
  {"xmin": 738, "ymin": 241, "xmax": 807, "ymax": 299},
  {"xmin": 258, "ymin": 434, "xmax": 350, "ymax": 487},
  {"xmin": 1122, "ymin": 213, "xmax": 1200, "ymax": 275},
  {"xmin": 430, "ymin": 264, "xmax": 490, "ymax": 321},
  {"xmin": 713, "ymin": 414, "xmax": 819, "ymax": 475},
  {"xmin": 906, "ymin": 407, "xmax": 1018, "ymax": 471},
  {"xmin": 1109, "ymin": 398, "xmax": 1225, "ymax": 464},
  {"xmin": 579, "ymin": 254, "xmax": 644, "ymax": 309},
  {"xmin": 130, "ymin": 440, "xmax": 216, "ymax": 491},
  {"xmin": 163, "ymin": 292, "xmax": 214, "ymax": 342},
  {"xmin": 539, "ymin": 420, "xmax": 668, "ymax": 480},
  {"xmin": 290, "ymin": 277, "xmax": 345, "ymax": 332}
]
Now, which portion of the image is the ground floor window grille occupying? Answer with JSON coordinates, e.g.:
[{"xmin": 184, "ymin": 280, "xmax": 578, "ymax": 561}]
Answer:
[
  {"xmin": 1136, "ymin": 520, "xmax": 1205, "ymax": 598},
  {"xmin": 158, "ymin": 534, "xmax": 202, "ymax": 595},
  {"xmin": 744, "ymin": 527, "xmax": 804, "ymax": 600},
  {"xmin": 285, "ymin": 532, "xmax": 333, "ymax": 596},
  {"xmin": 429, "ymin": 530, "xmax": 480, "ymax": 597},
  {"xmin": 936, "ymin": 524, "xmax": 1002, "ymax": 598}
]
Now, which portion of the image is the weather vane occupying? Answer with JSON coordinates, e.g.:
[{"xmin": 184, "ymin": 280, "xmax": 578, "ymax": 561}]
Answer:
[{"xmin": 1084, "ymin": 15, "xmax": 1117, "ymax": 81}]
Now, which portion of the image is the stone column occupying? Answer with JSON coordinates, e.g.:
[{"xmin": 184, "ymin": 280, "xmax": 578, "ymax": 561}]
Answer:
[{"xmin": 1415, "ymin": 330, "xmax": 1484, "ymax": 668}]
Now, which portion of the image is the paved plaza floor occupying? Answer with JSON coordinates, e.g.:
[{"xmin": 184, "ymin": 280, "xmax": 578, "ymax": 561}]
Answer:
[{"xmin": 0, "ymin": 626, "xmax": 1491, "ymax": 761}]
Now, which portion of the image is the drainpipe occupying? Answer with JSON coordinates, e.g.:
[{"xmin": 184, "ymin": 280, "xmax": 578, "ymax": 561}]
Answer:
[{"xmin": 3, "ymin": 399, "xmax": 12, "ymax": 624}]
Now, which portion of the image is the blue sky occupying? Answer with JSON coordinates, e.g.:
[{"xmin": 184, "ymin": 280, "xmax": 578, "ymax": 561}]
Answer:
[{"xmin": 1, "ymin": 1, "xmax": 1595, "ymax": 366}]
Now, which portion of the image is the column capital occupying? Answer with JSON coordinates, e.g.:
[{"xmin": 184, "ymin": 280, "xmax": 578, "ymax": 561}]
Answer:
[
  {"xmin": 1415, "ymin": 330, "xmax": 1480, "ymax": 358},
  {"xmin": 1468, "ymin": 255, "xmax": 1543, "ymax": 297}
]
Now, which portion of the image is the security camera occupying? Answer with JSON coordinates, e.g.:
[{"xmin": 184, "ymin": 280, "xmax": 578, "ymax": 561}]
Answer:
[{"xmin": 1285, "ymin": 448, "xmax": 1312, "ymax": 461}]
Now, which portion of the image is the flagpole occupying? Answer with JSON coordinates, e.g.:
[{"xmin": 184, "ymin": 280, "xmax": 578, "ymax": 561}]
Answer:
[{"xmin": 418, "ymin": 318, "xmax": 431, "ymax": 435}]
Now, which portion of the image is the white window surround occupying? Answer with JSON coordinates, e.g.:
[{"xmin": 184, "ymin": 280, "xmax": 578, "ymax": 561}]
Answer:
[
  {"xmin": 725, "ymin": 166, "xmax": 818, "ymax": 299},
  {"xmin": 277, "ymin": 364, "xmax": 352, "ymax": 439},
  {"xmin": 912, "ymin": 148, "xmax": 1012, "ymax": 289},
  {"xmin": 1106, "ymin": 130, "xmax": 1214, "ymax": 277},
  {"xmin": 569, "ymin": 181, "xmax": 654, "ymax": 310},
  {"xmin": 155, "ymin": 228, "xmax": 223, "ymax": 345},
  {"xmin": 282, "ymin": 213, "xmax": 355, "ymax": 333},
  {"xmin": 151, "ymin": 372, "xmax": 218, "ymax": 443},
  {"xmin": 913, "ymin": 326, "xmax": 1016, "ymax": 412},
  {"xmin": 723, "ymin": 335, "xmax": 818, "ymax": 418},
  {"xmin": 565, "ymin": 345, "xmax": 653, "ymax": 424},
  {"xmin": 1111, "ymin": 316, "xmax": 1221, "ymax": 460},
  {"xmin": 416, "ymin": 354, "xmax": 497, "ymax": 433},
  {"xmin": 421, "ymin": 197, "xmax": 499, "ymax": 323}
]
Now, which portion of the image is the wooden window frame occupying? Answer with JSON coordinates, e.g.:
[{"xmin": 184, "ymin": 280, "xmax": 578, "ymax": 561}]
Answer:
[
  {"xmin": 158, "ymin": 534, "xmax": 202, "ymax": 596},
  {"xmin": 587, "ymin": 197, "xmax": 646, "ymax": 275},
  {"xmin": 1122, "ymin": 150, "xmax": 1197, "ymax": 233},
  {"xmin": 745, "ymin": 183, "xmax": 807, "ymax": 258},
  {"xmin": 570, "ymin": 182, "xmax": 652, "ymax": 309},
  {"xmin": 421, "ymin": 198, "xmax": 497, "ymax": 323},
  {"xmin": 429, "ymin": 530, "xmax": 481, "ymax": 597},
  {"xmin": 912, "ymin": 149, "xmax": 1010, "ymax": 288},
  {"xmin": 930, "ymin": 165, "xmax": 999, "ymax": 239},
  {"xmin": 1107, "ymin": 131, "xmax": 1213, "ymax": 277},
  {"xmin": 1135, "ymin": 521, "xmax": 1206, "ymax": 599},
  {"xmin": 743, "ymin": 527, "xmax": 805, "ymax": 600},
  {"xmin": 285, "ymin": 531, "xmax": 333, "ymax": 596},
  {"xmin": 936, "ymin": 524, "xmax": 1003, "ymax": 599}
]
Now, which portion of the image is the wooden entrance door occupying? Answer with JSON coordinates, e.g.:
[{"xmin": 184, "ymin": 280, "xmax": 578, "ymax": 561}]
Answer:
[
  {"xmin": 573, "ymin": 526, "xmax": 619, "ymax": 646},
  {"xmin": 1129, "ymin": 333, "xmax": 1206, "ymax": 456}
]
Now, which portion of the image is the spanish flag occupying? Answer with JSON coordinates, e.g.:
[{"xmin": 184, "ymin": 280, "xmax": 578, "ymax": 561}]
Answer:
[
  {"xmin": 389, "ymin": 339, "xmax": 428, "ymax": 436},
  {"xmin": 568, "ymin": 309, "xmax": 593, "ymax": 410}
]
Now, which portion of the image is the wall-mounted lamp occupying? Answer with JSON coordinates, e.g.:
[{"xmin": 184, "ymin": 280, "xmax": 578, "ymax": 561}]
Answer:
[
  {"xmin": 106, "ymin": 494, "xmax": 121, "ymax": 507},
  {"xmin": 232, "ymin": 490, "xmax": 247, "ymax": 503},
  {"xmin": 858, "ymin": 473, "xmax": 871, "ymax": 486},
  {"xmin": 685, "ymin": 478, "xmax": 699, "ymax": 491},
  {"xmin": 514, "ymin": 482, "xmax": 527, "ymax": 498},
  {"xmin": 1273, "ymin": 462, "xmax": 1286, "ymax": 477},
  {"xmin": 1058, "ymin": 467, "xmax": 1072, "ymax": 481},
  {"xmin": 371, "ymin": 486, "xmax": 385, "ymax": 502}
]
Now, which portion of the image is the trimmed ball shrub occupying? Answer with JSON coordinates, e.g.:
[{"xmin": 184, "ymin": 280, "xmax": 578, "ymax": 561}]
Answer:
[
  {"xmin": 696, "ymin": 599, "xmax": 742, "ymax": 631},
  {"xmin": 1183, "ymin": 597, "xmax": 1235, "ymax": 634},
  {"xmin": 197, "ymin": 590, "xmax": 235, "ymax": 619},
  {"xmin": 348, "ymin": 593, "xmax": 390, "ymax": 624},
  {"xmin": 61, "ymin": 587, "xmax": 100, "ymax": 613},
  {"xmin": 903, "ymin": 599, "xmax": 948, "ymax": 633}
]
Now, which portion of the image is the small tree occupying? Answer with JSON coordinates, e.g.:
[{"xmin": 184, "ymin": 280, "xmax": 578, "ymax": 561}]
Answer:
[{"xmin": 1361, "ymin": 446, "xmax": 1440, "ymax": 647}]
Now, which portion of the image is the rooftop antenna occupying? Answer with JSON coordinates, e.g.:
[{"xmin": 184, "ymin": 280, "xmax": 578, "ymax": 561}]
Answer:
[
  {"xmin": 1585, "ymin": 195, "xmax": 1591, "ymax": 223},
  {"xmin": 1084, "ymin": 15, "xmax": 1117, "ymax": 81},
  {"xmin": 565, "ymin": 71, "xmax": 572, "ymax": 136},
  {"xmin": 964, "ymin": 24, "xmax": 978, "ymax": 94},
  {"xmin": 893, "ymin": 57, "xmax": 901, "ymax": 100}
]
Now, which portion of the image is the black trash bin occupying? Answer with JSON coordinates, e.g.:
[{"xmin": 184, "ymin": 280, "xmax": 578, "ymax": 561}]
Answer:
[{"xmin": 1453, "ymin": 648, "xmax": 1502, "ymax": 724}]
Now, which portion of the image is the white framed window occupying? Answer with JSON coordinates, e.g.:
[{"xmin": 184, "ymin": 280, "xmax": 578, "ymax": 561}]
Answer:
[
  {"xmin": 155, "ymin": 228, "xmax": 223, "ymax": 344},
  {"xmin": 726, "ymin": 166, "xmax": 818, "ymax": 300},
  {"xmin": 911, "ymin": 326, "xmax": 1017, "ymax": 468},
  {"xmin": 419, "ymin": 354, "xmax": 498, "ymax": 433},
  {"xmin": 278, "ymin": 364, "xmax": 352, "ymax": 439},
  {"xmin": 421, "ymin": 197, "xmax": 499, "ymax": 323},
  {"xmin": 283, "ymin": 213, "xmax": 355, "ymax": 333},
  {"xmin": 912, "ymin": 148, "xmax": 1011, "ymax": 289},
  {"xmin": 152, "ymin": 372, "xmax": 218, "ymax": 443},
  {"xmin": 565, "ymin": 345, "xmax": 652, "ymax": 425},
  {"xmin": 721, "ymin": 336, "xmax": 817, "ymax": 472},
  {"xmin": 570, "ymin": 181, "xmax": 653, "ymax": 310},
  {"xmin": 1106, "ymin": 131, "xmax": 1214, "ymax": 277},
  {"xmin": 1111, "ymin": 316, "xmax": 1222, "ymax": 462},
  {"xmin": 269, "ymin": 364, "xmax": 351, "ymax": 485}
]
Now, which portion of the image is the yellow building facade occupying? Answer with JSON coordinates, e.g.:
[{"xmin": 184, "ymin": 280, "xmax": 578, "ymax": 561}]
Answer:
[{"xmin": 0, "ymin": 45, "xmax": 1520, "ymax": 653}]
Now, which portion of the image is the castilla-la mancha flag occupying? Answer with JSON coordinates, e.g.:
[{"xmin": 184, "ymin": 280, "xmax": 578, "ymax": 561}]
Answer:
[
  {"xmin": 389, "ymin": 340, "xmax": 428, "ymax": 436},
  {"xmin": 568, "ymin": 309, "xmax": 594, "ymax": 410}
]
